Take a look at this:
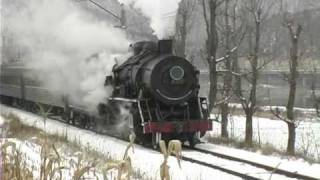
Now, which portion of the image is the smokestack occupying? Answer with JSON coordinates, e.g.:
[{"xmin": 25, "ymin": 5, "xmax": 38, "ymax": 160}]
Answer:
[{"xmin": 158, "ymin": 40, "xmax": 172, "ymax": 54}]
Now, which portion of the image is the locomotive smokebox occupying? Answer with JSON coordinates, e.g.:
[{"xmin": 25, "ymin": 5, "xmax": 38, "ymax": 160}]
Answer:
[
  {"xmin": 158, "ymin": 40, "xmax": 172, "ymax": 54},
  {"xmin": 112, "ymin": 39, "xmax": 199, "ymax": 105}
]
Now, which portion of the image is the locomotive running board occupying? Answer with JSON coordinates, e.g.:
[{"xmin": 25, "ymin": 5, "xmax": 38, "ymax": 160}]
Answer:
[{"xmin": 108, "ymin": 97, "xmax": 138, "ymax": 102}]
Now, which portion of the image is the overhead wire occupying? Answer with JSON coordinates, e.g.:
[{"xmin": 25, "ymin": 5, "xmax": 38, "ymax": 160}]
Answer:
[{"xmin": 87, "ymin": 0, "xmax": 121, "ymax": 20}]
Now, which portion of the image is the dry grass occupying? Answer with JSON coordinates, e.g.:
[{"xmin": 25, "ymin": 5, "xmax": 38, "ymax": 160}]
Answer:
[
  {"xmin": 101, "ymin": 133, "xmax": 136, "ymax": 180},
  {"xmin": 0, "ymin": 114, "xmax": 150, "ymax": 180},
  {"xmin": 3, "ymin": 113, "xmax": 68, "ymax": 143},
  {"xmin": 1, "ymin": 141, "xmax": 34, "ymax": 180},
  {"xmin": 1, "ymin": 113, "xmax": 92, "ymax": 180},
  {"xmin": 39, "ymin": 142, "xmax": 67, "ymax": 180},
  {"xmin": 209, "ymin": 136, "xmax": 304, "ymax": 164},
  {"xmin": 159, "ymin": 140, "xmax": 182, "ymax": 180},
  {"xmin": 207, "ymin": 135, "xmax": 283, "ymax": 155},
  {"xmin": 5, "ymin": 113, "xmax": 41, "ymax": 139},
  {"xmin": 1, "ymin": 138, "xmax": 100, "ymax": 180}
]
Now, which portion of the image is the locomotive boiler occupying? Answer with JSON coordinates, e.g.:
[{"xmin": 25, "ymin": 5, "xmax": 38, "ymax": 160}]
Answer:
[{"xmin": 105, "ymin": 40, "xmax": 212, "ymax": 147}]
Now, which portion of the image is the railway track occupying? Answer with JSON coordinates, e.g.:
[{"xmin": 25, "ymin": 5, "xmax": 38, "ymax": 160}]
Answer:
[
  {"xmin": 2, "ymin": 104, "xmax": 319, "ymax": 180},
  {"xmin": 180, "ymin": 147, "xmax": 319, "ymax": 180},
  {"xmin": 191, "ymin": 146, "xmax": 319, "ymax": 180}
]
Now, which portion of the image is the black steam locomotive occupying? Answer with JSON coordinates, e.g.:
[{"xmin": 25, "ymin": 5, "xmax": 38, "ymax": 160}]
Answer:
[
  {"xmin": 0, "ymin": 40, "xmax": 211, "ymax": 148},
  {"xmin": 104, "ymin": 40, "xmax": 211, "ymax": 147}
]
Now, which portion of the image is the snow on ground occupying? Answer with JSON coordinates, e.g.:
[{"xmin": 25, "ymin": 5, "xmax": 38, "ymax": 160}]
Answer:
[
  {"xmin": 209, "ymin": 114, "xmax": 320, "ymax": 161},
  {"xmin": 0, "ymin": 104, "xmax": 242, "ymax": 180},
  {"xmin": 3, "ymin": 104, "xmax": 320, "ymax": 179},
  {"xmin": 196, "ymin": 143, "xmax": 320, "ymax": 179},
  {"xmin": 0, "ymin": 115, "xmax": 120, "ymax": 180},
  {"xmin": 2, "ymin": 137, "xmax": 124, "ymax": 179},
  {"xmin": 183, "ymin": 149, "xmax": 294, "ymax": 180}
]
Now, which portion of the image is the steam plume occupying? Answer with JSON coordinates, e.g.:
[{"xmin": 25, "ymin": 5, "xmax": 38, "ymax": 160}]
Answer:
[
  {"xmin": 119, "ymin": 0, "xmax": 182, "ymax": 39},
  {"xmin": 5, "ymin": 0, "xmax": 129, "ymax": 112}
]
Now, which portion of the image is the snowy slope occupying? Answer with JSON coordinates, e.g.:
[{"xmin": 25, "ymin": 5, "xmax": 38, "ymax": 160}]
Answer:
[
  {"xmin": 0, "ymin": 105, "xmax": 241, "ymax": 180},
  {"xmin": 3, "ymin": 104, "xmax": 320, "ymax": 179}
]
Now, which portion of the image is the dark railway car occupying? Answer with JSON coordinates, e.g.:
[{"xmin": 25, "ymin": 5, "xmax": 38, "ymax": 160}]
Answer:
[
  {"xmin": 0, "ymin": 65, "xmax": 63, "ymax": 107},
  {"xmin": 0, "ymin": 64, "xmax": 96, "ymax": 129}
]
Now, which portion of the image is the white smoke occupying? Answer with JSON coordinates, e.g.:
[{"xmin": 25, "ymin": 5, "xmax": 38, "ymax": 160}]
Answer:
[
  {"xmin": 119, "ymin": 0, "xmax": 182, "ymax": 39},
  {"xmin": 6, "ymin": 0, "xmax": 130, "ymax": 112}
]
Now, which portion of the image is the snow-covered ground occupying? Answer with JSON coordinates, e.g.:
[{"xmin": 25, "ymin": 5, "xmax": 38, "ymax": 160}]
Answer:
[
  {"xmin": 0, "ymin": 104, "xmax": 242, "ymax": 180},
  {"xmin": 197, "ymin": 143, "xmax": 320, "ymax": 179},
  {"xmin": 0, "ymin": 115, "xmax": 121, "ymax": 180},
  {"xmin": 182, "ymin": 149, "xmax": 296, "ymax": 180},
  {"xmin": 209, "ymin": 114, "xmax": 320, "ymax": 161},
  {"xmin": 2, "ymin": 104, "xmax": 320, "ymax": 180},
  {"xmin": 2, "ymin": 138, "xmax": 118, "ymax": 179}
]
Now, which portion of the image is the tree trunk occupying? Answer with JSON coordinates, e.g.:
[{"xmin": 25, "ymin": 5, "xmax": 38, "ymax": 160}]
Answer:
[
  {"xmin": 231, "ymin": 1, "xmax": 241, "ymax": 97},
  {"xmin": 285, "ymin": 23, "xmax": 301, "ymax": 155},
  {"xmin": 243, "ymin": 11, "xmax": 260, "ymax": 147},
  {"xmin": 245, "ymin": 110, "xmax": 253, "ymax": 145},
  {"xmin": 286, "ymin": 122, "xmax": 296, "ymax": 155},
  {"xmin": 221, "ymin": 103, "xmax": 229, "ymax": 138},
  {"xmin": 286, "ymin": 78, "xmax": 296, "ymax": 120},
  {"xmin": 220, "ymin": 0, "xmax": 232, "ymax": 138},
  {"xmin": 209, "ymin": 61, "xmax": 217, "ymax": 111},
  {"xmin": 232, "ymin": 50, "xmax": 241, "ymax": 96},
  {"xmin": 204, "ymin": 0, "xmax": 219, "ymax": 111},
  {"xmin": 286, "ymin": 37, "xmax": 298, "ymax": 121}
]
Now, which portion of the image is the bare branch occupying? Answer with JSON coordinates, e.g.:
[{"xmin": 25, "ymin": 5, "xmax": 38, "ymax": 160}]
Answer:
[
  {"xmin": 269, "ymin": 106, "xmax": 295, "ymax": 125},
  {"xmin": 214, "ymin": 95, "xmax": 233, "ymax": 106},
  {"xmin": 216, "ymin": 46, "xmax": 238, "ymax": 63}
]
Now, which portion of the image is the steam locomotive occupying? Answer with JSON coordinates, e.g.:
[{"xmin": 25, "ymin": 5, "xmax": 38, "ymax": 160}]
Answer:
[
  {"xmin": 103, "ymin": 40, "xmax": 211, "ymax": 147},
  {"xmin": 0, "ymin": 40, "xmax": 212, "ymax": 148}
]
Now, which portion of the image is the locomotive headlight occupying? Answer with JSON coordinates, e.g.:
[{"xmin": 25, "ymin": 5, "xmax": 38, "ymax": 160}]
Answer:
[{"xmin": 169, "ymin": 66, "xmax": 185, "ymax": 81}]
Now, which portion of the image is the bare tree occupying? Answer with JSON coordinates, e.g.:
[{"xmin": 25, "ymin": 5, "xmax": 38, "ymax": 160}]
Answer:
[
  {"xmin": 285, "ymin": 19, "xmax": 302, "ymax": 155},
  {"xmin": 238, "ymin": 0, "xmax": 262, "ymax": 146},
  {"xmin": 218, "ymin": 0, "xmax": 248, "ymax": 138},
  {"xmin": 201, "ymin": 0, "xmax": 224, "ymax": 111},
  {"xmin": 237, "ymin": 0, "xmax": 275, "ymax": 146},
  {"xmin": 271, "ymin": 8, "xmax": 303, "ymax": 155},
  {"xmin": 231, "ymin": 0, "xmax": 242, "ymax": 97},
  {"xmin": 174, "ymin": 0, "xmax": 196, "ymax": 58},
  {"xmin": 219, "ymin": 0, "xmax": 232, "ymax": 138}
]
